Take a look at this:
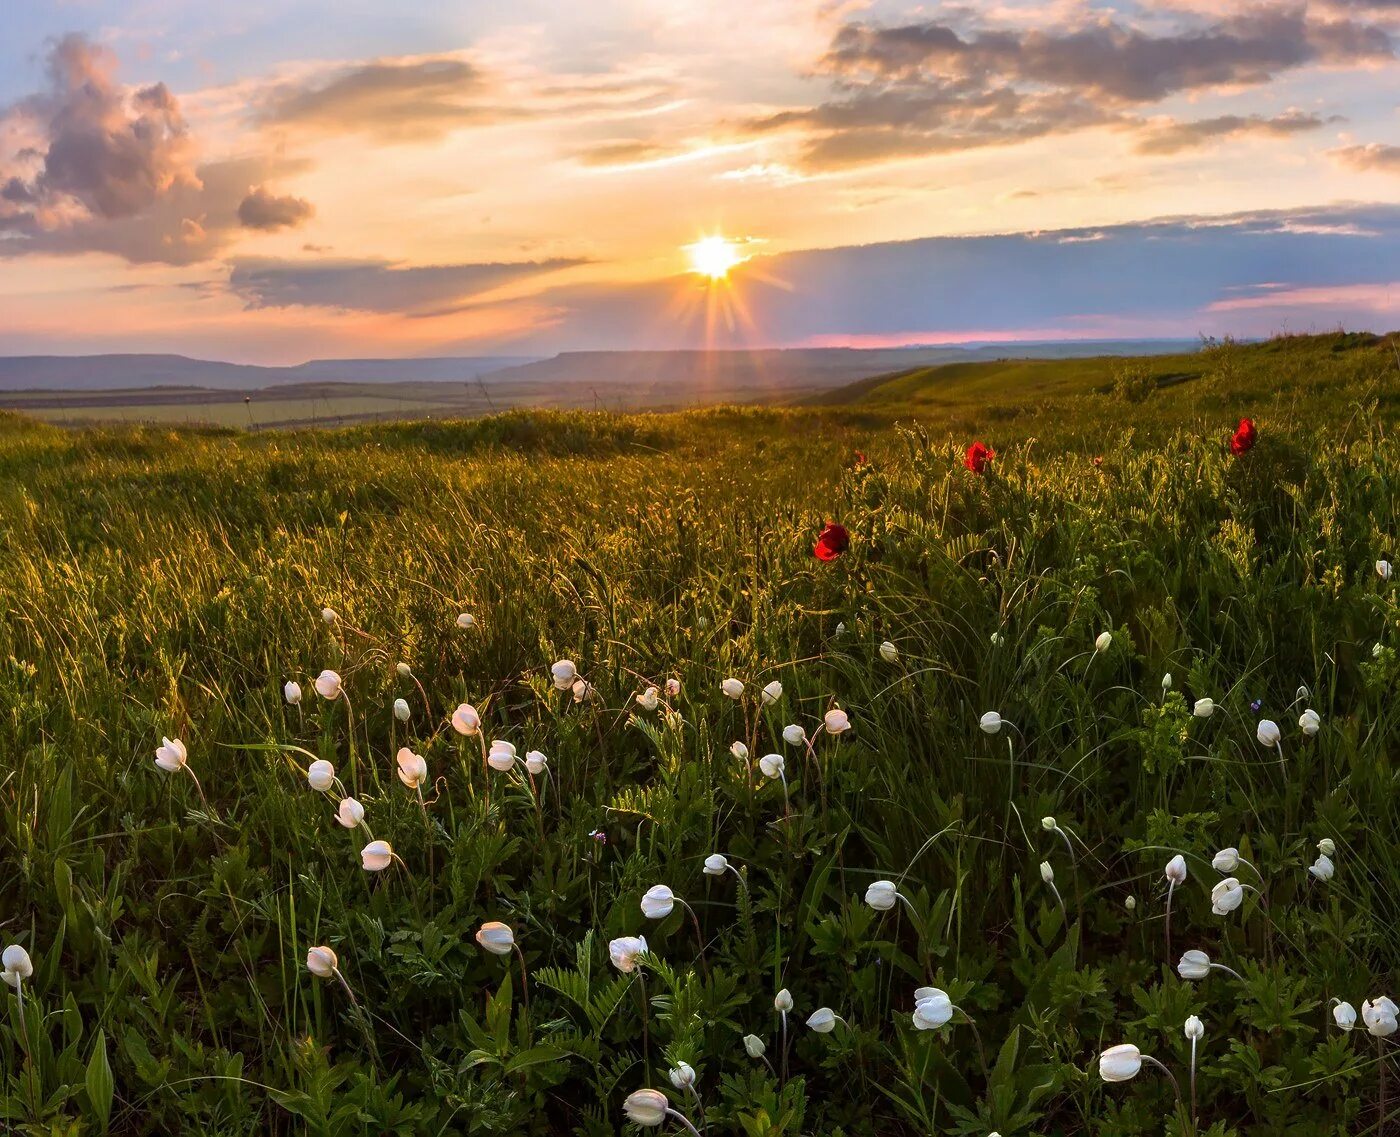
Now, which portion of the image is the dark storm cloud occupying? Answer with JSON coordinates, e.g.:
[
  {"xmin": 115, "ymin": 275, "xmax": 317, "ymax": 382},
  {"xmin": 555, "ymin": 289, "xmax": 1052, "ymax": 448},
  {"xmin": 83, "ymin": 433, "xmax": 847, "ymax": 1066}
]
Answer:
[
  {"xmin": 226, "ymin": 256, "xmax": 588, "ymax": 313},
  {"xmin": 237, "ymin": 186, "xmax": 315, "ymax": 230},
  {"xmin": 1134, "ymin": 111, "xmax": 1338, "ymax": 155}
]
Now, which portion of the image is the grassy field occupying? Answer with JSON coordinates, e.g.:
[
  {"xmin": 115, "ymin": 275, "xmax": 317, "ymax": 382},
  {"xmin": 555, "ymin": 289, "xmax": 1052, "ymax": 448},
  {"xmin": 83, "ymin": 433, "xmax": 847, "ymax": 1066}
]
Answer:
[{"xmin": 0, "ymin": 332, "xmax": 1398, "ymax": 1136}]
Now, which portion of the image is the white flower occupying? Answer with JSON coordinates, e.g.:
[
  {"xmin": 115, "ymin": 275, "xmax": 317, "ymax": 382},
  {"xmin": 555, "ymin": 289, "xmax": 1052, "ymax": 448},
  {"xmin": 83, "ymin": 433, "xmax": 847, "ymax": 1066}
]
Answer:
[
  {"xmin": 1299, "ymin": 709, "xmax": 1320, "ymax": 736},
  {"xmin": 1193, "ymin": 698, "xmax": 1215, "ymax": 718},
  {"xmin": 307, "ymin": 759, "xmax": 335, "ymax": 792},
  {"xmin": 321, "ymin": 607, "xmax": 338, "ymax": 624},
  {"xmin": 641, "ymin": 885, "xmax": 676, "ymax": 920},
  {"xmin": 313, "ymin": 670, "xmax": 342, "ymax": 700},
  {"xmin": 284, "ymin": 681, "xmax": 302, "ymax": 705},
  {"xmin": 623, "ymin": 1088, "xmax": 669, "ymax": 1127},
  {"xmin": 1165, "ymin": 855, "xmax": 1188, "ymax": 885},
  {"xmin": 1256, "ymin": 719, "xmax": 1280, "ymax": 747},
  {"xmin": 637, "ymin": 687, "xmax": 660, "ymax": 711},
  {"xmin": 1041, "ymin": 816, "xmax": 1057, "ymax": 831},
  {"xmin": 306, "ymin": 946, "xmax": 338, "ymax": 978},
  {"xmin": 879, "ymin": 641, "xmax": 899, "ymax": 663},
  {"xmin": 571, "ymin": 678, "xmax": 591, "ymax": 702},
  {"xmin": 721, "ymin": 678, "xmax": 745, "ymax": 699},
  {"xmin": 393, "ymin": 697, "xmax": 411, "ymax": 722},
  {"xmin": 1177, "ymin": 950, "xmax": 1211, "ymax": 980},
  {"xmin": 761, "ymin": 680, "xmax": 783, "ymax": 705},
  {"xmin": 865, "ymin": 880, "xmax": 898, "ymax": 911},
  {"xmin": 335, "ymin": 797, "xmax": 364, "ymax": 829},
  {"xmin": 1309, "ymin": 854, "xmax": 1335, "ymax": 882},
  {"xmin": 1184, "ymin": 1015, "xmax": 1204, "ymax": 1042},
  {"xmin": 979, "ymin": 711, "xmax": 1003, "ymax": 734},
  {"xmin": 395, "ymin": 748, "xmax": 428, "ymax": 789},
  {"xmin": 456, "ymin": 612, "xmax": 476, "ymax": 629},
  {"xmin": 1210, "ymin": 877, "xmax": 1245, "ymax": 915},
  {"xmin": 551, "ymin": 660, "xmax": 578, "ymax": 690},
  {"xmin": 609, "ymin": 935, "xmax": 648, "ymax": 973},
  {"xmin": 1162, "ymin": 673, "xmax": 1173, "ymax": 691},
  {"xmin": 487, "ymin": 740, "xmax": 517, "ymax": 772},
  {"xmin": 823, "ymin": 708, "xmax": 851, "ymax": 734},
  {"xmin": 758, "ymin": 753, "xmax": 785, "ymax": 778},
  {"xmin": 1039, "ymin": 861, "xmax": 1055, "ymax": 884},
  {"xmin": 396, "ymin": 662, "xmax": 413, "ymax": 678},
  {"xmin": 834, "ymin": 621, "xmax": 846, "ymax": 636},
  {"xmin": 1125, "ymin": 895, "xmax": 1137, "ymax": 911},
  {"xmin": 1334, "ymin": 1001, "xmax": 1357, "ymax": 1031},
  {"xmin": 1212, "ymin": 848, "xmax": 1239, "ymax": 873},
  {"xmin": 525, "ymin": 750, "xmax": 548, "ymax": 776},
  {"xmin": 990, "ymin": 632, "xmax": 1005, "ymax": 646},
  {"xmin": 361, "ymin": 840, "xmax": 394, "ymax": 872},
  {"xmin": 451, "ymin": 703, "xmax": 480, "ymax": 735},
  {"xmin": 154, "ymin": 736, "xmax": 187, "ymax": 773},
  {"xmin": 703, "ymin": 854, "xmax": 729, "ymax": 876},
  {"xmin": 1318, "ymin": 838, "xmax": 1336, "ymax": 857},
  {"xmin": 665, "ymin": 679, "xmax": 681, "ymax": 698},
  {"xmin": 1094, "ymin": 631, "xmax": 1112, "ymax": 652},
  {"xmin": 806, "ymin": 1007, "xmax": 837, "ymax": 1033},
  {"xmin": 730, "ymin": 741, "xmax": 750, "ymax": 761},
  {"xmin": 1, "ymin": 945, "xmax": 33, "ymax": 988},
  {"xmin": 1379, "ymin": 560, "xmax": 1394, "ymax": 582},
  {"xmin": 475, "ymin": 921, "xmax": 514, "ymax": 956},
  {"xmin": 1098, "ymin": 1043, "xmax": 1143, "ymax": 1083},
  {"xmin": 775, "ymin": 989, "xmax": 793, "ymax": 1012},
  {"xmin": 1363, "ymin": 997, "xmax": 1398, "ymax": 1037},
  {"xmin": 912, "ymin": 989, "xmax": 953, "ymax": 1030},
  {"xmin": 782, "ymin": 723, "xmax": 806, "ymax": 746},
  {"xmin": 668, "ymin": 1062, "xmax": 697, "ymax": 1090},
  {"xmin": 743, "ymin": 1034, "xmax": 766, "ymax": 1058}
]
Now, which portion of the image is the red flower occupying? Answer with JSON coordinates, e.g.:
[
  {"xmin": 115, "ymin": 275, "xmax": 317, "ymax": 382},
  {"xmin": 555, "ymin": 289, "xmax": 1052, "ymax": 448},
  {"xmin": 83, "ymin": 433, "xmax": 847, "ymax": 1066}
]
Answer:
[
  {"xmin": 1230, "ymin": 418, "xmax": 1257, "ymax": 456},
  {"xmin": 964, "ymin": 441, "xmax": 995, "ymax": 474},
  {"xmin": 853, "ymin": 450, "xmax": 868, "ymax": 467},
  {"xmin": 813, "ymin": 521, "xmax": 850, "ymax": 562},
  {"xmin": 1092, "ymin": 455, "xmax": 1104, "ymax": 468}
]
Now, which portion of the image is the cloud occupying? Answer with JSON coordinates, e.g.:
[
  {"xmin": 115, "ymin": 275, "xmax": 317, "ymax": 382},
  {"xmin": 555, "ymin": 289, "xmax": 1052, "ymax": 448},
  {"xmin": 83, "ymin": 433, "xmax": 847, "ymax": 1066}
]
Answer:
[
  {"xmin": 226, "ymin": 256, "xmax": 588, "ymax": 314},
  {"xmin": 1331, "ymin": 142, "xmax": 1400, "ymax": 171},
  {"xmin": 1134, "ymin": 111, "xmax": 1338, "ymax": 154},
  {"xmin": 746, "ymin": 7, "xmax": 1392, "ymax": 167},
  {"xmin": 237, "ymin": 185, "xmax": 314, "ymax": 230}
]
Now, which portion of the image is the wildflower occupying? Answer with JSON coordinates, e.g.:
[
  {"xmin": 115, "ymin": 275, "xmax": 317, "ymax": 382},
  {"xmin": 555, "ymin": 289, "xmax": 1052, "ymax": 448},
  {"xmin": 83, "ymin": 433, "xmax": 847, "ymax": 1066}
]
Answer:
[
  {"xmin": 1318, "ymin": 838, "xmax": 1336, "ymax": 857},
  {"xmin": 1125, "ymin": 896, "xmax": 1137, "ymax": 911},
  {"xmin": 1094, "ymin": 631, "xmax": 1112, "ymax": 653},
  {"xmin": 641, "ymin": 885, "xmax": 676, "ymax": 919},
  {"xmin": 782, "ymin": 724, "xmax": 806, "ymax": 746},
  {"xmin": 775, "ymin": 989, "xmax": 793, "ymax": 1012},
  {"xmin": 813, "ymin": 521, "xmax": 851, "ymax": 562},
  {"xmin": 284, "ymin": 681, "xmax": 302, "ymax": 705},
  {"xmin": 730, "ymin": 741, "xmax": 750, "ymax": 760},
  {"xmin": 1212, "ymin": 848, "xmax": 1239, "ymax": 873},
  {"xmin": 1250, "ymin": 698, "xmax": 1262, "ymax": 714},
  {"xmin": 589, "ymin": 829, "xmax": 607, "ymax": 844},
  {"xmin": 1098, "ymin": 1044, "xmax": 1143, "ymax": 1082},
  {"xmin": 703, "ymin": 854, "xmax": 729, "ymax": 876},
  {"xmin": 1193, "ymin": 698, "xmax": 1215, "ymax": 718},
  {"xmin": 475, "ymin": 921, "xmax": 514, "ymax": 956},
  {"xmin": 451, "ymin": 703, "xmax": 481, "ymax": 735},
  {"xmin": 525, "ymin": 750, "xmax": 548, "ymax": 776},
  {"xmin": 1165, "ymin": 855, "xmax": 1188, "ymax": 885},
  {"xmin": 1230, "ymin": 418, "xmax": 1257, "ymax": 455},
  {"xmin": 623, "ymin": 1089, "xmax": 669, "ymax": 1127},
  {"xmin": 743, "ymin": 1034, "xmax": 766, "ymax": 1058},
  {"xmin": 396, "ymin": 662, "xmax": 412, "ymax": 678},
  {"xmin": 1334, "ymin": 1001, "xmax": 1357, "ymax": 1031},
  {"xmin": 865, "ymin": 880, "xmax": 901, "ymax": 911},
  {"xmin": 393, "ymin": 697, "xmax": 410, "ymax": 722},
  {"xmin": 456, "ymin": 612, "xmax": 475, "ymax": 629},
  {"xmin": 965, "ymin": 441, "xmax": 994, "ymax": 474},
  {"xmin": 879, "ymin": 641, "xmax": 899, "ymax": 663},
  {"xmin": 1299, "ymin": 708, "xmax": 1320, "ymax": 736},
  {"xmin": 758, "ymin": 753, "xmax": 785, "ymax": 778},
  {"xmin": 1378, "ymin": 560, "xmax": 1393, "ymax": 582},
  {"xmin": 1256, "ymin": 719, "xmax": 1280, "ymax": 747},
  {"xmin": 721, "ymin": 678, "xmax": 744, "ymax": 699},
  {"xmin": 979, "ymin": 711, "xmax": 1004, "ymax": 734},
  {"xmin": 609, "ymin": 935, "xmax": 648, "ymax": 973},
  {"xmin": 1039, "ymin": 861, "xmax": 1055, "ymax": 884},
  {"xmin": 487, "ymin": 740, "xmax": 517, "ymax": 772},
  {"xmin": 912, "ymin": 988, "xmax": 953, "ymax": 1029},
  {"xmin": 361, "ymin": 840, "xmax": 394, "ymax": 871},
  {"xmin": 1309, "ymin": 854, "xmax": 1335, "ymax": 882},
  {"xmin": 669, "ymin": 1063, "xmax": 697, "ymax": 1090},
  {"xmin": 665, "ymin": 679, "xmax": 681, "ymax": 697},
  {"xmin": 395, "ymin": 748, "xmax": 428, "ymax": 789},
  {"xmin": 1210, "ymin": 878, "xmax": 1245, "ymax": 915},
  {"xmin": 313, "ymin": 670, "xmax": 342, "ymax": 700},
  {"xmin": 307, "ymin": 759, "xmax": 335, "ymax": 792},
  {"xmin": 321, "ymin": 607, "xmax": 338, "ymax": 624},
  {"xmin": 1162, "ymin": 673, "xmax": 1172, "ymax": 692},
  {"xmin": 1363, "ymin": 997, "xmax": 1398, "ymax": 1037},
  {"xmin": 834, "ymin": 621, "xmax": 846, "ymax": 636},
  {"xmin": 551, "ymin": 660, "xmax": 578, "ymax": 690},
  {"xmin": 761, "ymin": 680, "xmax": 783, "ymax": 705},
  {"xmin": 1184, "ymin": 1015, "xmax": 1204, "ymax": 1042},
  {"xmin": 823, "ymin": 708, "xmax": 851, "ymax": 734},
  {"xmin": 154, "ymin": 737, "xmax": 188, "ymax": 773},
  {"xmin": 335, "ymin": 797, "xmax": 364, "ymax": 828},
  {"xmin": 637, "ymin": 687, "xmax": 660, "ymax": 711},
  {"xmin": 1, "ymin": 944, "xmax": 33, "ymax": 989},
  {"xmin": 306, "ymin": 946, "xmax": 338, "ymax": 978},
  {"xmin": 1177, "ymin": 949, "xmax": 1242, "ymax": 982},
  {"xmin": 990, "ymin": 632, "xmax": 1005, "ymax": 646},
  {"xmin": 806, "ymin": 1007, "xmax": 841, "ymax": 1033}
]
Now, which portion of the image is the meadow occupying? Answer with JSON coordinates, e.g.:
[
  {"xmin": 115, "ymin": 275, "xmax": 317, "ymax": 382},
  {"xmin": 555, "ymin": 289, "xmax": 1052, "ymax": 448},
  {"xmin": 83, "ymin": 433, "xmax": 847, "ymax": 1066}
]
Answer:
[{"xmin": 0, "ymin": 331, "xmax": 1398, "ymax": 1136}]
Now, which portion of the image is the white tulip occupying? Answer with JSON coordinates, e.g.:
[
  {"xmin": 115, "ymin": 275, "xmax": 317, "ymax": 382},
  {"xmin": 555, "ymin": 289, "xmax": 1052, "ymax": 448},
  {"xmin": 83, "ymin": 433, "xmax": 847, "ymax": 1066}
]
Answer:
[
  {"xmin": 314, "ymin": 670, "xmax": 342, "ymax": 700},
  {"xmin": 321, "ymin": 607, "xmax": 338, "ymax": 624},
  {"xmin": 865, "ymin": 880, "xmax": 899, "ymax": 911},
  {"xmin": 154, "ymin": 736, "xmax": 187, "ymax": 773},
  {"xmin": 475, "ymin": 921, "xmax": 515, "ymax": 956},
  {"xmin": 1211, "ymin": 877, "xmax": 1245, "ymax": 915},
  {"xmin": 1256, "ymin": 719, "xmax": 1280, "ymax": 747},
  {"xmin": 451, "ymin": 703, "xmax": 481, "ymax": 735},
  {"xmin": 665, "ymin": 679, "xmax": 681, "ymax": 698},
  {"xmin": 1177, "ymin": 950, "xmax": 1211, "ymax": 980},
  {"xmin": 456, "ymin": 612, "xmax": 476, "ymax": 629},
  {"xmin": 775, "ymin": 989, "xmax": 793, "ymax": 1012},
  {"xmin": 609, "ymin": 935, "xmax": 648, "ymax": 973},
  {"xmin": 393, "ymin": 697, "xmax": 411, "ymax": 722},
  {"xmin": 1363, "ymin": 997, "xmax": 1398, "ymax": 1037},
  {"xmin": 551, "ymin": 660, "xmax": 578, "ymax": 690},
  {"xmin": 823, "ymin": 708, "xmax": 851, "ymax": 734},
  {"xmin": 1165, "ymin": 854, "xmax": 1188, "ymax": 885},
  {"xmin": 306, "ymin": 945, "xmax": 338, "ymax": 978},
  {"xmin": 743, "ymin": 1034, "xmax": 766, "ymax": 1058},
  {"xmin": 668, "ymin": 1062, "xmax": 697, "ymax": 1090},
  {"xmin": 335, "ymin": 797, "xmax": 364, "ymax": 828},
  {"xmin": 979, "ymin": 711, "xmax": 1003, "ymax": 734},
  {"xmin": 1193, "ymin": 698, "xmax": 1215, "ymax": 718},
  {"xmin": 361, "ymin": 840, "xmax": 394, "ymax": 872},
  {"xmin": 1318, "ymin": 838, "xmax": 1336, "ymax": 857},
  {"xmin": 396, "ymin": 748, "xmax": 428, "ymax": 789},
  {"xmin": 307, "ymin": 759, "xmax": 336, "ymax": 792},
  {"xmin": 641, "ymin": 884, "xmax": 676, "ymax": 920},
  {"xmin": 879, "ymin": 641, "xmax": 899, "ymax": 663},
  {"xmin": 525, "ymin": 750, "xmax": 548, "ymax": 776},
  {"xmin": 1098, "ymin": 1043, "xmax": 1143, "ymax": 1083},
  {"xmin": 1379, "ymin": 560, "xmax": 1394, "ymax": 582},
  {"xmin": 1212, "ymin": 847, "xmax": 1239, "ymax": 873},
  {"xmin": 1334, "ymin": 1001, "xmax": 1357, "ymax": 1031},
  {"xmin": 1, "ymin": 944, "xmax": 33, "ymax": 988},
  {"xmin": 703, "ymin": 854, "xmax": 729, "ymax": 876},
  {"xmin": 730, "ymin": 741, "xmax": 750, "ymax": 761},
  {"xmin": 912, "ymin": 989, "xmax": 953, "ymax": 1029},
  {"xmin": 284, "ymin": 681, "xmax": 302, "ymax": 705},
  {"xmin": 636, "ymin": 687, "xmax": 660, "ymax": 711},
  {"xmin": 623, "ymin": 1088, "xmax": 669, "ymax": 1127},
  {"xmin": 782, "ymin": 723, "xmax": 806, "ymax": 746},
  {"xmin": 721, "ymin": 678, "xmax": 744, "ymax": 699},
  {"xmin": 1184, "ymin": 1015, "xmax": 1204, "ymax": 1041},
  {"xmin": 761, "ymin": 680, "xmax": 783, "ymax": 705},
  {"xmin": 1309, "ymin": 854, "xmax": 1335, "ymax": 881},
  {"xmin": 1094, "ymin": 631, "xmax": 1112, "ymax": 652},
  {"xmin": 758, "ymin": 753, "xmax": 785, "ymax": 778},
  {"xmin": 1299, "ymin": 709, "xmax": 1320, "ymax": 736},
  {"xmin": 487, "ymin": 740, "xmax": 517, "ymax": 772},
  {"xmin": 806, "ymin": 1007, "xmax": 838, "ymax": 1033}
]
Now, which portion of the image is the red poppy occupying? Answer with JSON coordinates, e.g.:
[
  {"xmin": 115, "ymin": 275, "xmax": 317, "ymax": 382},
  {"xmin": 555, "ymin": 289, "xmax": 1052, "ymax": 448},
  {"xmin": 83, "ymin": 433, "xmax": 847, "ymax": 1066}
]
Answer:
[
  {"xmin": 1230, "ymin": 418, "xmax": 1257, "ymax": 456},
  {"xmin": 964, "ymin": 441, "xmax": 995, "ymax": 474},
  {"xmin": 853, "ymin": 451, "xmax": 868, "ymax": 467},
  {"xmin": 813, "ymin": 521, "xmax": 850, "ymax": 562}
]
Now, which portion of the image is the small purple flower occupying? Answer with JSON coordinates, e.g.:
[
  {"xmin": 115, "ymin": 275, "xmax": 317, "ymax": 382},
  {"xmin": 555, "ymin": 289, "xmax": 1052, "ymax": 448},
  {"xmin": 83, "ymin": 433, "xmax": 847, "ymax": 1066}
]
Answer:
[
  {"xmin": 1250, "ymin": 699, "xmax": 1263, "ymax": 715},
  {"xmin": 589, "ymin": 829, "xmax": 607, "ymax": 844}
]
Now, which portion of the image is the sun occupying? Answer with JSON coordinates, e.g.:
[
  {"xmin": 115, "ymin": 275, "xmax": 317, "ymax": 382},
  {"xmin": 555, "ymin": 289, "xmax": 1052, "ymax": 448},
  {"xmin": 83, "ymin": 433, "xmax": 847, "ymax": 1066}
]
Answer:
[{"xmin": 685, "ymin": 235, "xmax": 745, "ymax": 281}]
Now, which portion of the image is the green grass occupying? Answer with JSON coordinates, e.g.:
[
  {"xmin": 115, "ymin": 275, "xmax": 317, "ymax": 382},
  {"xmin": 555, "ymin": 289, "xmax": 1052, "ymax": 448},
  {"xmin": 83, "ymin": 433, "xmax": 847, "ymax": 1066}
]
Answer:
[{"xmin": 0, "ymin": 335, "xmax": 1398, "ymax": 1135}]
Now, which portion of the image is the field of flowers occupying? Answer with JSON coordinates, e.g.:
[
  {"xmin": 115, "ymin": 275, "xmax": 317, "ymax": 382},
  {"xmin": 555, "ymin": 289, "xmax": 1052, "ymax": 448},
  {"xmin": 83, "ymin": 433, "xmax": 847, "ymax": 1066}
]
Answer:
[{"xmin": 0, "ymin": 378, "xmax": 1398, "ymax": 1135}]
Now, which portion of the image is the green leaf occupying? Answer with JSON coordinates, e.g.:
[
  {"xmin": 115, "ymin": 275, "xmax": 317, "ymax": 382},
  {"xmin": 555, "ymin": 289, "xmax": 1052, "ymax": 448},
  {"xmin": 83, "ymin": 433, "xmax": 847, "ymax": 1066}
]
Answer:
[{"xmin": 86, "ymin": 1028, "xmax": 114, "ymax": 1133}]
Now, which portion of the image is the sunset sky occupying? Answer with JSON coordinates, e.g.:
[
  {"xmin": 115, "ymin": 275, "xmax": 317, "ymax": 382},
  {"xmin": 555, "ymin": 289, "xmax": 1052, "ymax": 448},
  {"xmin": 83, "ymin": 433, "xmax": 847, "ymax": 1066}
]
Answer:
[{"xmin": 2, "ymin": 0, "xmax": 1398, "ymax": 362}]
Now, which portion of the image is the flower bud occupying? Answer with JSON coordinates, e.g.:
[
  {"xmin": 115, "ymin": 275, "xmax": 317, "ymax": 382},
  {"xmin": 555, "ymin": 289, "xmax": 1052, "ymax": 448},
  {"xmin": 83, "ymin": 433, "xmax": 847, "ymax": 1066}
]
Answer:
[
  {"xmin": 475, "ymin": 921, "xmax": 514, "ymax": 956},
  {"xmin": 865, "ymin": 880, "xmax": 898, "ymax": 911},
  {"xmin": 1094, "ymin": 631, "xmax": 1112, "ymax": 652},
  {"xmin": 720, "ymin": 678, "xmax": 744, "ymax": 699},
  {"xmin": 782, "ymin": 723, "xmax": 806, "ymax": 746},
  {"xmin": 306, "ymin": 945, "xmax": 338, "ymax": 978},
  {"xmin": 313, "ymin": 669, "xmax": 342, "ymax": 700},
  {"xmin": 1098, "ymin": 1043, "xmax": 1142, "ymax": 1083},
  {"xmin": 979, "ymin": 710, "xmax": 1003, "ymax": 734},
  {"xmin": 641, "ymin": 884, "xmax": 676, "ymax": 920},
  {"xmin": 1165, "ymin": 855, "xmax": 1187, "ymax": 885},
  {"xmin": 1193, "ymin": 697, "xmax": 1215, "ymax": 718},
  {"xmin": 1177, "ymin": 949, "xmax": 1211, "ymax": 980},
  {"xmin": 806, "ymin": 1007, "xmax": 837, "ymax": 1033},
  {"xmin": 1334, "ymin": 1001, "xmax": 1357, "ymax": 1031},
  {"xmin": 623, "ymin": 1088, "xmax": 670, "ymax": 1127},
  {"xmin": 1210, "ymin": 877, "xmax": 1245, "ymax": 915},
  {"xmin": 823, "ymin": 708, "xmax": 851, "ymax": 734},
  {"xmin": 879, "ymin": 641, "xmax": 898, "ymax": 663},
  {"xmin": 1184, "ymin": 1015, "xmax": 1204, "ymax": 1041},
  {"xmin": 393, "ymin": 697, "xmax": 410, "ymax": 722},
  {"xmin": 774, "ymin": 989, "xmax": 793, "ymax": 1012},
  {"xmin": 284, "ymin": 681, "xmax": 302, "ymax": 705},
  {"xmin": 551, "ymin": 660, "xmax": 578, "ymax": 690},
  {"xmin": 758, "ymin": 753, "xmax": 785, "ymax": 778},
  {"xmin": 761, "ymin": 680, "xmax": 783, "ymax": 705},
  {"xmin": 743, "ymin": 1034, "xmax": 766, "ymax": 1058},
  {"xmin": 1256, "ymin": 719, "xmax": 1280, "ymax": 747},
  {"xmin": 307, "ymin": 759, "xmax": 335, "ymax": 792},
  {"xmin": 703, "ymin": 853, "xmax": 729, "ymax": 875}
]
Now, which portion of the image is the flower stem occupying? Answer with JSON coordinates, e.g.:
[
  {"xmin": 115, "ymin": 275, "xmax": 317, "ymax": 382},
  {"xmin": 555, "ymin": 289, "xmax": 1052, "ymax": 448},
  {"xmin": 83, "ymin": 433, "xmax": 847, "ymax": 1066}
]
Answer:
[{"xmin": 664, "ymin": 1107, "xmax": 703, "ymax": 1137}]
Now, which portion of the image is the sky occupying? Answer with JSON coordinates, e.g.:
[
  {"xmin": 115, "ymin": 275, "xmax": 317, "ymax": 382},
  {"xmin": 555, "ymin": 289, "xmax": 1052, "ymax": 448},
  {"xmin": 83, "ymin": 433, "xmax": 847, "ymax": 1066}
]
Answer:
[{"xmin": 1, "ymin": 0, "xmax": 1398, "ymax": 362}]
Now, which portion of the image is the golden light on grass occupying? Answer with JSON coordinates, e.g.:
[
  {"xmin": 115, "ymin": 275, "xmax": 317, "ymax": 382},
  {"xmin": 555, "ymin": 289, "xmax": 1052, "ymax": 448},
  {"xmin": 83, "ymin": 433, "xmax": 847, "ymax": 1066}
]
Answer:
[{"xmin": 685, "ymin": 235, "xmax": 746, "ymax": 281}]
